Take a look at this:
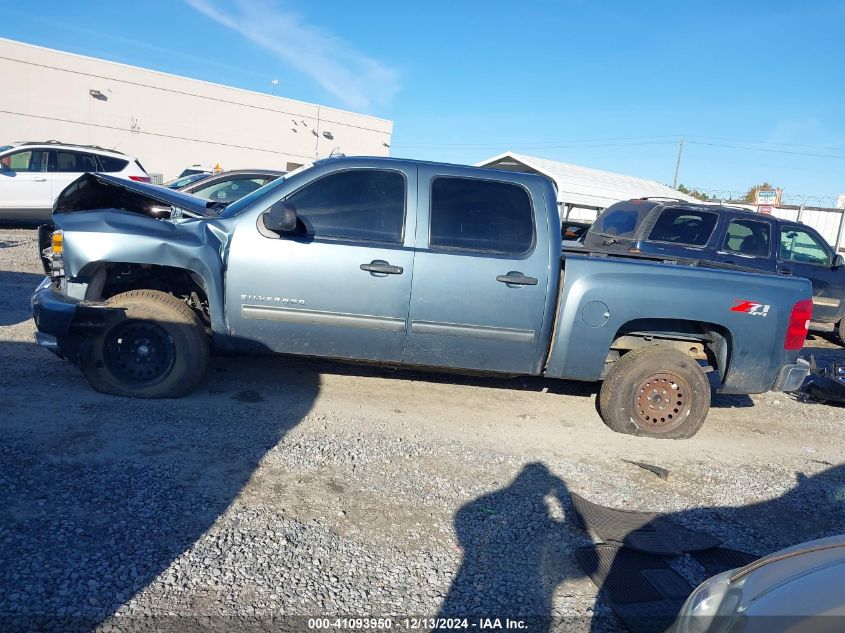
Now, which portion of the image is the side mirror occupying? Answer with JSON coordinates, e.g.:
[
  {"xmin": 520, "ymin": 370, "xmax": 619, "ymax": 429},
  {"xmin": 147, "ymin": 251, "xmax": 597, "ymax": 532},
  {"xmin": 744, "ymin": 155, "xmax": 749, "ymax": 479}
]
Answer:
[
  {"xmin": 262, "ymin": 201, "xmax": 298, "ymax": 233},
  {"xmin": 834, "ymin": 254, "xmax": 845, "ymax": 269}
]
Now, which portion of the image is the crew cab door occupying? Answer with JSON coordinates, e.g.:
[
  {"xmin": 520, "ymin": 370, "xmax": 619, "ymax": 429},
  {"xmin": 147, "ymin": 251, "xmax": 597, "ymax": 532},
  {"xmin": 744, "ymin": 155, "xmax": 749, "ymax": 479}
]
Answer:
[
  {"xmin": 0, "ymin": 149, "xmax": 50, "ymax": 218},
  {"xmin": 224, "ymin": 165, "xmax": 416, "ymax": 362},
  {"xmin": 714, "ymin": 216, "xmax": 776, "ymax": 273},
  {"xmin": 403, "ymin": 166, "xmax": 551, "ymax": 374},
  {"xmin": 777, "ymin": 224, "xmax": 844, "ymax": 322}
]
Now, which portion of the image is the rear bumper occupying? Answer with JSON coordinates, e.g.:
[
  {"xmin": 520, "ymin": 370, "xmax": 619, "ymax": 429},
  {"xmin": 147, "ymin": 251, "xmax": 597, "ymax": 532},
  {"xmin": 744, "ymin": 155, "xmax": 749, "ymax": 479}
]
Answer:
[
  {"xmin": 31, "ymin": 277, "xmax": 116, "ymax": 363},
  {"xmin": 771, "ymin": 359, "xmax": 811, "ymax": 392}
]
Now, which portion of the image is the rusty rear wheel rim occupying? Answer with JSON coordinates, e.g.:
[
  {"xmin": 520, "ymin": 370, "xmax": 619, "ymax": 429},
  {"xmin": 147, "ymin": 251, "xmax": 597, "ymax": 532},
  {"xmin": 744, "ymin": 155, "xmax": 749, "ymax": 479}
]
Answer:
[{"xmin": 634, "ymin": 371, "xmax": 692, "ymax": 433}]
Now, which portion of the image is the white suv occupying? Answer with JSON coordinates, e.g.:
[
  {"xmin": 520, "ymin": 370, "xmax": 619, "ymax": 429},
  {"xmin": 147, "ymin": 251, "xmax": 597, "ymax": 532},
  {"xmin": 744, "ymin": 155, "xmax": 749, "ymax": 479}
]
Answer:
[{"xmin": 0, "ymin": 141, "xmax": 150, "ymax": 221}]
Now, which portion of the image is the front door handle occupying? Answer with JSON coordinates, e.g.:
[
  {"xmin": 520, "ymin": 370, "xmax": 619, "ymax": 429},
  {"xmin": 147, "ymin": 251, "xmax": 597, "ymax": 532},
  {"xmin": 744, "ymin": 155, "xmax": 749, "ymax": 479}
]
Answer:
[
  {"xmin": 361, "ymin": 260, "xmax": 403, "ymax": 276},
  {"xmin": 34, "ymin": 177, "xmax": 47, "ymax": 182},
  {"xmin": 779, "ymin": 268, "xmax": 792, "ymax": 275},
  {"xmin": 496, "ymin": 272, "xmax": 538, "ymax": 286}
]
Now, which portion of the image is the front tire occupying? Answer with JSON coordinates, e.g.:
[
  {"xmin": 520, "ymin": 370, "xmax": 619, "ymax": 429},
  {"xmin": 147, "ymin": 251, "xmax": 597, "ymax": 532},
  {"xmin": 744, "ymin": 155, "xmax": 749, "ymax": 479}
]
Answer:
[
  {"xmin": 838, "ymin": 319, "xmax": 845, "ymax": 347},
  {"xmin": 598, "ymin": 345, "xmax": 711, "ymax": 439},
  {"xmin": 81, "ymin": 290, "xmax": 209, "ymax": 398}
]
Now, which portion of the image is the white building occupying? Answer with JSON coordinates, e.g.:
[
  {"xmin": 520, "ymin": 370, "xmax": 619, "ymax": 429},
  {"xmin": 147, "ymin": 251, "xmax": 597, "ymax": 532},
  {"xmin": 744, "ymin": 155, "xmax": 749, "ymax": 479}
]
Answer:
[
  {"xmin": 0, "ymin": 38, "xmax": 393, "ymax": 181},
  {"xmin": 479, "ymin": 151, "xmax": 697, "ymax": 221}
]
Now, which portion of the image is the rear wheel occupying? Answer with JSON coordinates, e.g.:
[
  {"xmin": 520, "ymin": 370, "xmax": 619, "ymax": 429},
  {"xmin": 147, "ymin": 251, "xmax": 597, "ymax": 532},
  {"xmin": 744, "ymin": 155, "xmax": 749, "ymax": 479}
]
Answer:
[
  {"xmin": 81, "ymin": 290, "xmax": 209, "ymax": 398},
  {"xmin": 838, "ymin": 319, "xmax": 845, "ymax": 346},
  {"xmin": 598, "ymin": 345, "xmax": 711, "ymax": 439}
]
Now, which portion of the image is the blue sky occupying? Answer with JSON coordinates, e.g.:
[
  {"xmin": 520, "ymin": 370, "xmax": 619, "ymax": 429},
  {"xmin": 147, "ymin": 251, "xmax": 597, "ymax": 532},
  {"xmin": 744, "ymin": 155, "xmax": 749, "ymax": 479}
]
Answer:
[{"xmin": 4, "ymin": 0, "xmax": 844, "ymax": 204}]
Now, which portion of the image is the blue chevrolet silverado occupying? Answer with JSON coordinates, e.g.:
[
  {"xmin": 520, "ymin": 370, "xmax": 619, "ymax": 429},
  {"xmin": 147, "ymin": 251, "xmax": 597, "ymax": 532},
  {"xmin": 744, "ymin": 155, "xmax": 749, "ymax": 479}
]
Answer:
[{"xmin": 32, "ymin": 157, "xmax": 812, "ymax": 438}]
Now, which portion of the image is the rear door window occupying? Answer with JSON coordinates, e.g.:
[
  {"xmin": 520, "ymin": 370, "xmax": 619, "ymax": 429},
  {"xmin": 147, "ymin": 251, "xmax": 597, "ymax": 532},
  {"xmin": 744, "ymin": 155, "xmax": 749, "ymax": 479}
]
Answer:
[
  {"xmin": 429, "ymin": 177, "xmax": 534, "ymax": 254},
  {"xmin": 722, "ymin": 219, "xmax": 771, "ymax": 257},
  {"xmin": 53, "ymin": 151, "xmax": 98, "ymax": 173},
  {"xmin": 779, "ymin": 226, "xmax": 831, "ymax": 266},
  {"xmin": 648, "ymin": 208, "xmax": 718, "ymax": 246}
]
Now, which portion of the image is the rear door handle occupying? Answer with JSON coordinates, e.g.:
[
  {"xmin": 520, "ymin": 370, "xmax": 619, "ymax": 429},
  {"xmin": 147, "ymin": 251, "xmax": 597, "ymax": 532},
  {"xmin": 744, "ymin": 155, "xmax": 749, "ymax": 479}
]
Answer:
[
  {"xmin": 34, "ymin": 177, "xmax": 47, "ymax": 182},
  {"xmin": 496, "ymin": 272, "xmax": 538, "ymax": 286},
  {"xmin": 779, "ymin": 268, "xmax": 792, "ymax": 275},
  {"xmin": 361, "ymin": 260, "xmax": 403, "ymax": 275}
]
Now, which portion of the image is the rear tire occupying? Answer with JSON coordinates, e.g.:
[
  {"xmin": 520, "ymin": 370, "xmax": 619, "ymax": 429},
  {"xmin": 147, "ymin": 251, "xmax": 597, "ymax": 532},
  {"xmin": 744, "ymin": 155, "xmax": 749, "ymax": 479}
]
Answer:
[
  {"xmin": 838, "ymin": 319, "xmax": 845, "ymax": 347},
  {"xmin": 598, "ymin": 345, "xmax": 711, "ymax": 439},
  {"xmin": 81, "ymin": 290, "xmax": 209, "ymax": 398}
]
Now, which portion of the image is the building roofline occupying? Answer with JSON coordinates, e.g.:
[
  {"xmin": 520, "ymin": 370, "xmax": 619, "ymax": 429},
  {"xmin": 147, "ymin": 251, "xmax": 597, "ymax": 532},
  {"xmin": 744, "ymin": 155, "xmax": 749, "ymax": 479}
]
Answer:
[{"xmin": 0, "ymin": 37, "xmax": 393, "ymax": 127}]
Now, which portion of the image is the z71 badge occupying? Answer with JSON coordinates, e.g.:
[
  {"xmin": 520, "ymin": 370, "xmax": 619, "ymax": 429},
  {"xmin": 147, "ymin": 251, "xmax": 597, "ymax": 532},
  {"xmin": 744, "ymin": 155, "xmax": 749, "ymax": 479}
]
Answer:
[{"xmin": 731, "ymin": 300, "xmax": 770, "ymax": 316}]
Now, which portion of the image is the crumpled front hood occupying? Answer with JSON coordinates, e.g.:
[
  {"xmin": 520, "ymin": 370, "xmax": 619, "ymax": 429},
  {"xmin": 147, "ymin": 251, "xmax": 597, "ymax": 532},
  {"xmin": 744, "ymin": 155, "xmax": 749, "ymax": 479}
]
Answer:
[{"xmin": 53, "ymin": 173, "xmax": 225, "ymax": 218}]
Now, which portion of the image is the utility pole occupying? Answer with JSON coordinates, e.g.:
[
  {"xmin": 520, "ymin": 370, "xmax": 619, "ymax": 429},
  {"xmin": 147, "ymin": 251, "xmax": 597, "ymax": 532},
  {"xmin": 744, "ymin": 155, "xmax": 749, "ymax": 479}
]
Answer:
[{"xmin": 672, "ymin": 137, "xmax": 684, "ymax": 189}]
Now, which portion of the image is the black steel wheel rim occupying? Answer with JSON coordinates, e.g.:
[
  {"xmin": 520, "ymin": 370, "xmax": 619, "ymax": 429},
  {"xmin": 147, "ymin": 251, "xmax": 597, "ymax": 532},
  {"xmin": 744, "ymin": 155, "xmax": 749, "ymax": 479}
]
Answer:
[{"xmin": 104, "ymin": 320, "xmax": 176, "ymax": 385}]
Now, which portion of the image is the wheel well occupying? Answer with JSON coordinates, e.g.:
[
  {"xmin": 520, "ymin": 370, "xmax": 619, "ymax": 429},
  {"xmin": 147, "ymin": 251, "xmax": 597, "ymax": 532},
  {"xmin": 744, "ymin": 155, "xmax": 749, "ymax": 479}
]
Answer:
[
  {"xmin": 606, "ymin": 318, "xmax": 732, "ymax": 382},
  {"xmin": 82, "ymin": 263, "xmax": 210, "ymax": 326}
]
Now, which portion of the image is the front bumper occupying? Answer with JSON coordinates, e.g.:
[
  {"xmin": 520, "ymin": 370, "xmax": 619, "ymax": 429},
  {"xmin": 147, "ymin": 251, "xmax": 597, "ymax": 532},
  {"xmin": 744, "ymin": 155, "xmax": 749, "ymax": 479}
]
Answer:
[
  {"xmin": 771, "ymin": 358, "xmax": 811, "ymax": 392},
  {"xmin": 31, "ymin": 277, "xmax": 116, "ymax": 363}
]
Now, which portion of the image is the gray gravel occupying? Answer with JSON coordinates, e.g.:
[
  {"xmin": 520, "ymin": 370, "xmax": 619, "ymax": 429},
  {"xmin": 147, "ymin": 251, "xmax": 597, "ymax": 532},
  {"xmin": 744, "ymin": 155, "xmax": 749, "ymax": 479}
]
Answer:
[{"xmin": 1, "ymin": 226, "xmax": 844, "ymax": 632}]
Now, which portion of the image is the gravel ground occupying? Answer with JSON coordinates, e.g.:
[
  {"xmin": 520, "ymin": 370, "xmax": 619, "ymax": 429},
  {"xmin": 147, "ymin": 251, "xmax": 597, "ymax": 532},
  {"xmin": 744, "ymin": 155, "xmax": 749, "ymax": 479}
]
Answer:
[{"xmin": 1, "ymin": 225, "xmax": 844, "ymax": 632}]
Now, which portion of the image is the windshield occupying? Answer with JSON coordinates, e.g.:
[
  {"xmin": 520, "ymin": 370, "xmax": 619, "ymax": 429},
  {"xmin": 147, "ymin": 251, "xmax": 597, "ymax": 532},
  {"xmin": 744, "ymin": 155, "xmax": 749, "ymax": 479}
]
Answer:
[
  {"xmin": 217, "ymin": 175, "xmax": 288, "ymax": 217},
  {"xmin": 0, "ymin": 145, "xmax": 13, "ymax": 153},
  {"xmin": 164, "ymin": 173, "xmax": 209, "ymax": 189}
]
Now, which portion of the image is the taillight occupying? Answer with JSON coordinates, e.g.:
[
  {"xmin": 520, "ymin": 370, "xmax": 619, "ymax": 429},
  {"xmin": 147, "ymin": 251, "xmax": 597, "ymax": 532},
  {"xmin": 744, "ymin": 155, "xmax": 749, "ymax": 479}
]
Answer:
[
  {"xmin": 129, "ymin": 175, "xmax": 152, "ymax": 183},
  {"xmin": 784, "ymin": 299, "xmax": 813, "ymax": 350}
]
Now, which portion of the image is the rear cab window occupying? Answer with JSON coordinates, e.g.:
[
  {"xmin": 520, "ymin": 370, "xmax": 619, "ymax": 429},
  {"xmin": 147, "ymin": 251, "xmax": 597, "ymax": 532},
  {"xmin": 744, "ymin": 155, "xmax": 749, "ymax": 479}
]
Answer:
[
  {"xmin": 588, "ymin": 201, "xmax": 657, "ymax": 240},
  {"xmin": 647, "ymin": 207, "xmax": 718, "ymax": 246}
]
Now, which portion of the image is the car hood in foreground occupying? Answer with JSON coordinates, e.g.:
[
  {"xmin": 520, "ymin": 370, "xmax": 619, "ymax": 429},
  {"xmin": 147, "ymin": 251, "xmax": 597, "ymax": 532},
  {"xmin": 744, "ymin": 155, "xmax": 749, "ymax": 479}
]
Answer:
[{"xmin": 53, "ymin": 173, "xmax": 225, "ymax": 219}]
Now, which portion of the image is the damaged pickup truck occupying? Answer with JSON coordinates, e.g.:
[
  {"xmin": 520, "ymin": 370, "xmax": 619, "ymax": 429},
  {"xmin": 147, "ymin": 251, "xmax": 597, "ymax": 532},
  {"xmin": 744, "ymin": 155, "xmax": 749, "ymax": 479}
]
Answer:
[{"xmin": 33, "ymin": 157, "xmax": 813, "ymax": 438}]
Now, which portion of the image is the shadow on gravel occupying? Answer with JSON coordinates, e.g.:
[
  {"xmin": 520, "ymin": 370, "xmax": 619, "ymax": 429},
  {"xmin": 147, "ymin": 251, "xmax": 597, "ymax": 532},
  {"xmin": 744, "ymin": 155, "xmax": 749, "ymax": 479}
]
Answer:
[
  {"xmin": 285, "ymin": 356, "xmax": 600, "ymax": 398},
  {"xmin": 439, "ymin": 463, "xmax": 845, "ymax": 633},
  {"xmin": 0, "ymin": 339, "xmax": 319, "ymax": 633},
  {"xmin": 0, "ymin": 270, "xmax": 43, "ymax": 326}
]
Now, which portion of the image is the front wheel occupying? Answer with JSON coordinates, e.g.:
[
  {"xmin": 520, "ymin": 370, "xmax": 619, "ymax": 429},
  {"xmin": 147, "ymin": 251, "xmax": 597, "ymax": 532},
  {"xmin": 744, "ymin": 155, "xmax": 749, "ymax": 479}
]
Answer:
[
  {"xmin": 838, "ymin": 319, "xmax": 845, "ymax": 347},
  {"xmin": 598, "ymin": 345, "xmax": 711, "ymax": 439},
  {"xmin": 81, "ymin": 290, "xmax": 209, "ymax": 398}
]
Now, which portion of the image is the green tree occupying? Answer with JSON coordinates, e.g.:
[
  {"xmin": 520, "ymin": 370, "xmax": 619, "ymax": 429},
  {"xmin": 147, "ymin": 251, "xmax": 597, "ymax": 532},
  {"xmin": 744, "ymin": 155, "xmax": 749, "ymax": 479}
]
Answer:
[{"xmin": 676, "ymin": 184, "xmax": 711, "ymax": 201}]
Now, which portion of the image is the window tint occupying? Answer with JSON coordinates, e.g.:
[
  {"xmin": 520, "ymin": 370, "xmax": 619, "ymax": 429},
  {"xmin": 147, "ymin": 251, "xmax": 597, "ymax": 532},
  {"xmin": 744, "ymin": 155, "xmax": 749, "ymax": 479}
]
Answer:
[
  {"xmin": 722, "ymin": 219, "xmax": 771, "ymax": 257},
  {"xmin": 191, "ymin": 177, "xmax": 270, "ymax": 202},
  {"xmin": 429, "ymin": 177, "xmax": 533, "ymax": 253},
  {"xmin": 780, "ymin": 227, "xmax": 831, "ymax": 266},
  {"xmin": 97, "ymin": 155, "xmax": 129, "ymax": 172},
  {"xmin": 53, "ymin": 151, "xmax": 98, "ymax": 173},
  {"xmin": 648, "ymin": 208, "xmax": 718, "ymax": 246},
  {"xmin": 589, "ymin": 201, "xmax": 656, "ymax": 239},
  {"xmin": 2, "ymin": 150, "xmax": 47, "ymax": 172},
  {"xmin": 284, "ymin": 169, "xmax": 405, "ymax": 243}
]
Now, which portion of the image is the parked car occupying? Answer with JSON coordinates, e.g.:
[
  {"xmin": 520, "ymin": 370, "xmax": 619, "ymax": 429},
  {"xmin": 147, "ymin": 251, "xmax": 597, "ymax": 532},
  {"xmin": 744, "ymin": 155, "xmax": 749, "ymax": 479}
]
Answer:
[
  {"xmin": 162, "ymin": 172, "xmax": 210, "ymax": 189},
  {"xmin": 178, "ymin": 164, "xmax": 214, "ymax": 178},
  {"xmin": 583, "ymin": 199, "xmax": 845, "ymax": 342},
  {"xmin": 177, "ymin": 169, "xmax": 285, "ymax": 203},
  {"xmin": 32, "ymin": 157, "xmax": 811, "ymax": 439},
  {"xmin": 0, "ymin": 141, "xmax": 149, "ymax": 221},
  {"xmin": 670, "ymin": 534, "xmax": 845, "ymax": 633}
]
